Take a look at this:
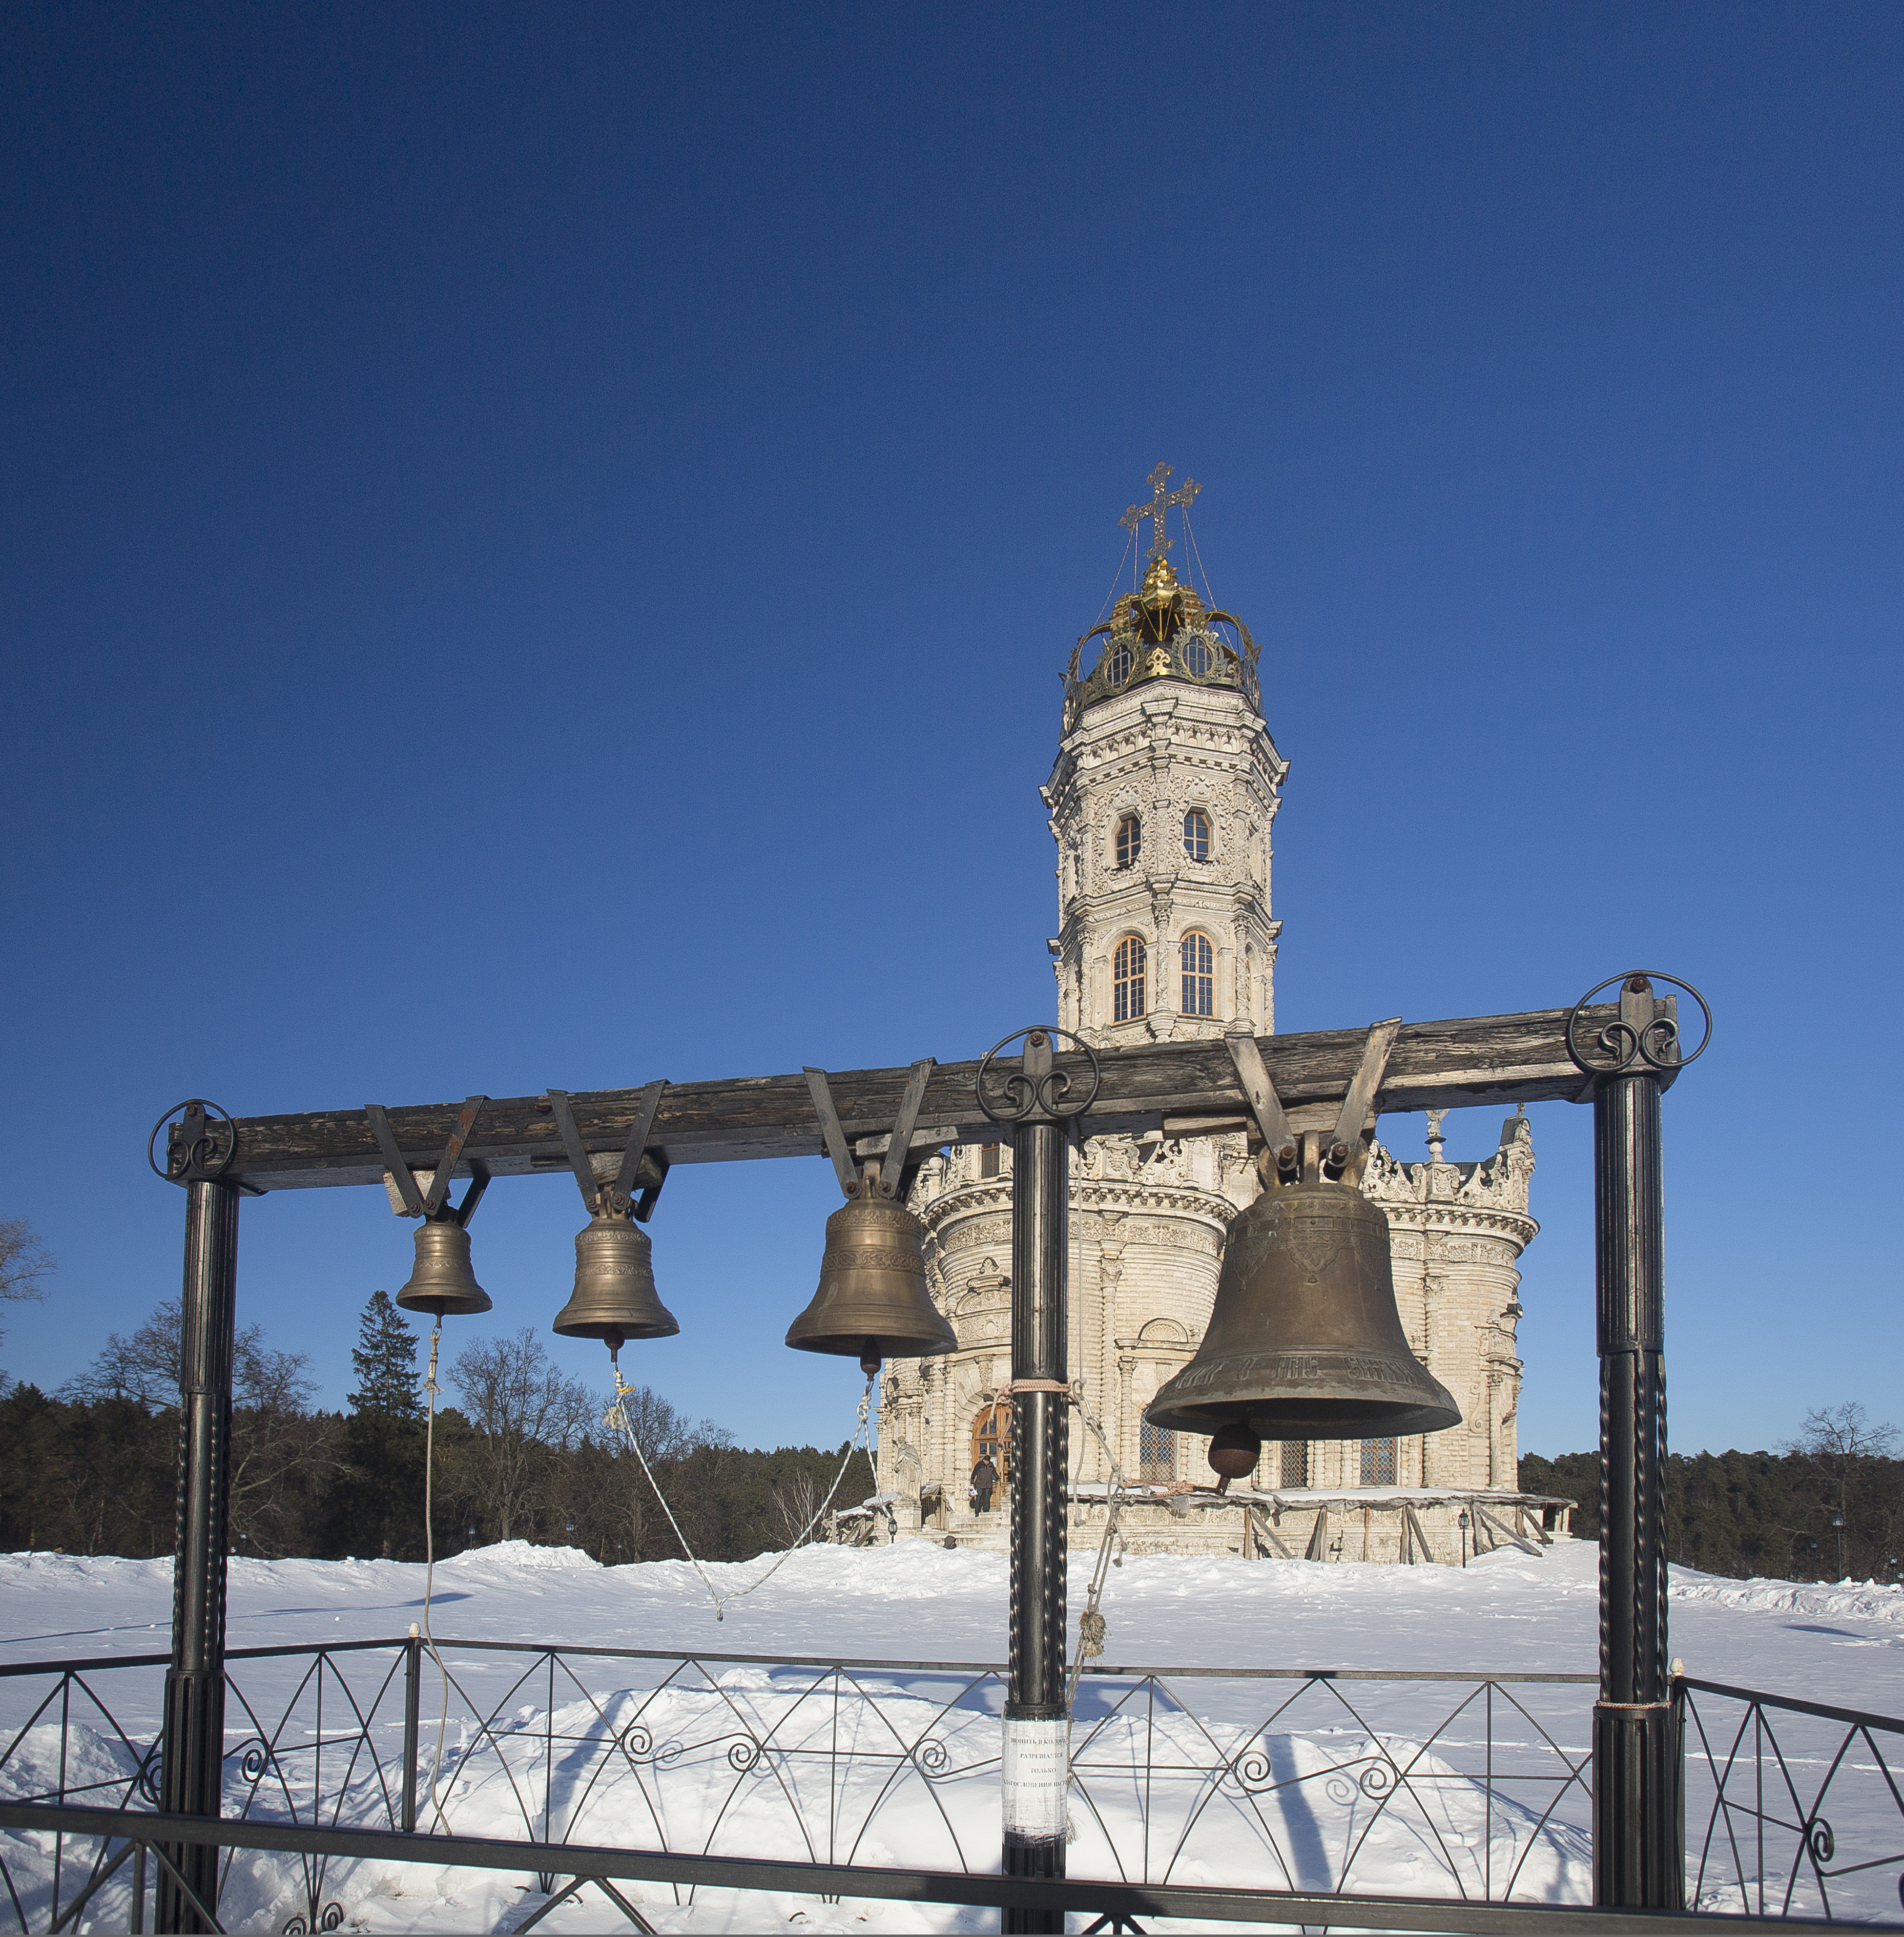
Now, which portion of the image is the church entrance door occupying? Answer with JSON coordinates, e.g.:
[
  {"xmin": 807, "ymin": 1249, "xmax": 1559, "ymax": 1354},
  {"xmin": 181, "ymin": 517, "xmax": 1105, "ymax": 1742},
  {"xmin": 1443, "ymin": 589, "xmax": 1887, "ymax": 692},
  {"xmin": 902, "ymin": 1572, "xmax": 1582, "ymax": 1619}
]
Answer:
[{"xmin": 970, "ymin": 1400, "xmax": 1010, "ymax": 1492}]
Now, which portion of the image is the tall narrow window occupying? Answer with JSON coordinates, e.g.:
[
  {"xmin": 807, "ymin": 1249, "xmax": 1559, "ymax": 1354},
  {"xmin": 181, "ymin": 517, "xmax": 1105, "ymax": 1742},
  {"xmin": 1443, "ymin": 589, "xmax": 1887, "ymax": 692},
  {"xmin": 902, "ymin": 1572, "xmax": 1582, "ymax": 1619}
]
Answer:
[
  {"xmin": 1183, "ymin": 808, "xmax": 1211, "ymax": 861},
  {"xmin": 1112, "ymin": 936, "xmax": 1147, "ymax": 1022},
  {"xmin": 1181, "ymin": 931, "xmax": 1214, "ymax": 1017},
  {"xmin": 1114, "ymin": 814, "xmax": 1142, "ymax": 869},
  {"xmin": 980, "ymin": 1143, "xmax": 1000, "ymax": 1179},
  {"xmin": 1359, "ymin": 1437, "xmax": 1397, "ymax": 1487},
  {"xmin": 1139, "ymin": 1420, "xmax": 1175, "ymax": 1481},
  {"xmin": 1279, "ymin": 1440, "xmax": 1310, "ymax": 1488}
]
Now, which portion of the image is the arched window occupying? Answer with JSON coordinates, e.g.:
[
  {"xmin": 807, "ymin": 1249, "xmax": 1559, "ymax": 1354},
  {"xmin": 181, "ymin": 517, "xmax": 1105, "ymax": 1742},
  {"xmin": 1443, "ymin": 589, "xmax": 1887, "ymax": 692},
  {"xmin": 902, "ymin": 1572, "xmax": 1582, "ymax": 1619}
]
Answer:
[
  {"xmin": 1183, "ymin": 635, "xmax": 1213, "ymax": 677},
  {"xmin": 1181, "ymin": 931, "xmax": 1214, "ymax": 1017},
  {"xmin": 1139, "ymin": 1420, "xmax": 1175, "ymax": 1481},
  {"xmin": 1359, "ymin": 1437, "xmax": 1397, "ymax": 1487},
  {"xmin": 1112, "ymin": 936, "xmax": 1147, "ymax": 1022},
  {"xmin": 1105, "ymin": 641, "xmax": 1134, "ymax": 685},
  {"xmin": 1183, "ymin": 808, "xmax": 1211, "ymax": 862},
  {"xmin": 1114, "ymin": 814, "xmax": 1142, "ymax": 870}
]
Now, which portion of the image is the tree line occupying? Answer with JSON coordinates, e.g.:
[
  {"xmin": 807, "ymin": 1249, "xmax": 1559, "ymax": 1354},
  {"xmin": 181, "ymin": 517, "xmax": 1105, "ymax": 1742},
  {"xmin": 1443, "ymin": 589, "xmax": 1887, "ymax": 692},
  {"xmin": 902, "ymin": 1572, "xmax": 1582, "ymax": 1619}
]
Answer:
[
  {"xmin": 1520, "ymin": 1404, "xmax": 1904, "ymax": 1582},
  {"xmin": 0, "ymin": 1287, "xmax": 873, "ymax": 1566}
]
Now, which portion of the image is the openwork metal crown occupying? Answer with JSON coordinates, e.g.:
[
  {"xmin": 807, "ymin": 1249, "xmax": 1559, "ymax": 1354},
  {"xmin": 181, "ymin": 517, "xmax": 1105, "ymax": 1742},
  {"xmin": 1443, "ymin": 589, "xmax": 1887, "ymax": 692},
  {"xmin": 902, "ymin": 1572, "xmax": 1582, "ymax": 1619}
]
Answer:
[
  {"xmin": 1564, "ymin": 973, "xmax": 1712, "ymax": 1079},
  {"xmin": 976, "ymin": 1026, "xmax": 1102, "ymax": 1125},
  {"xmin": 147, "ymin": 1098, "xmax": 237, "ymax": 1184}
]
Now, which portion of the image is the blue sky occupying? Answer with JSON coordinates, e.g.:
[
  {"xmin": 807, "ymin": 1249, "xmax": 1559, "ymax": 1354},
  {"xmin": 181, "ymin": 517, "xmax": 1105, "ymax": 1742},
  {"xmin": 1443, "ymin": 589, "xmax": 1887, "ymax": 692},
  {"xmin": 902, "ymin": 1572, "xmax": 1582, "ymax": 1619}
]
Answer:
[{"xmin": 1, "ymin": 2, "xmax": 1898, "ymax": 1458}]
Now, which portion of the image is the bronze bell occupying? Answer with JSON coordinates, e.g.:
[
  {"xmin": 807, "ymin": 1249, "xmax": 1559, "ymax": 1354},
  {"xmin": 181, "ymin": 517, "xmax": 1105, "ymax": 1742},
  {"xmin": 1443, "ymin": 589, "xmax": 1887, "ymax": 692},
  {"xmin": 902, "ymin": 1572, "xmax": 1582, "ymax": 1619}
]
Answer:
[
  {"xmin": 552, "ymin": 1207, "xmax": 678, "ymax": 1350},
  {"xmin": 1147, "ymin": 1179, "xmax": 1460, "ymax": 1440},
  {"xmin": 785, "ymin": 1173, "xmax": 957, "ymax": 1369},
  {"xmin": 396, "ymin": 1219, "xmax": 493, "ymax": 1320}
]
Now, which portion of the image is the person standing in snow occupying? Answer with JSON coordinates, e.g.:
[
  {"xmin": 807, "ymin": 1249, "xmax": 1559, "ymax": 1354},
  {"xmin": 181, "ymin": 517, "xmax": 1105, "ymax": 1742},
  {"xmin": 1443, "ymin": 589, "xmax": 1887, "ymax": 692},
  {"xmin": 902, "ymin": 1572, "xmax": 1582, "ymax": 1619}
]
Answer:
[{"xmin": 970, "ymin": 1455, "xmax": 998, "ymax": 1513}]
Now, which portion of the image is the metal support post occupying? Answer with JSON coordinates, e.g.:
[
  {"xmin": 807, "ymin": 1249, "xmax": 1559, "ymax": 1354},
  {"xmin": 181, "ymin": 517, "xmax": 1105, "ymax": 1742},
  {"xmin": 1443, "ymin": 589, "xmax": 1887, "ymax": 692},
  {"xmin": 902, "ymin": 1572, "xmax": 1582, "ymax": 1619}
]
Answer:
[
  {"xmin": 978, "ymin": 1027, "xmax": 1099, "ymax": 1935},
  {"xmin": 1567, "ymin": 976, "xmax": 1708, "ymax": 1911},
  {"xmin": 158, "ymin": 1170, "xmax": 240, "ymax": 1933},
  {"xmin": 402, "ymin": 1633, "xmax": 423, "ymax": 1833}
]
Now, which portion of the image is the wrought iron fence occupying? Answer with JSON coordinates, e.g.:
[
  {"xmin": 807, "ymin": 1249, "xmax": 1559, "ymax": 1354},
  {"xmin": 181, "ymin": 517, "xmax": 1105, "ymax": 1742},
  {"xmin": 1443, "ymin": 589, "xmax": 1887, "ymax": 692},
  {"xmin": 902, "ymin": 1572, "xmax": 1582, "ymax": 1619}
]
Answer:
[
  {"xmin": 0, "ymin": 1636, "xmax": 1603, "ymax": 1932},
  {"xmin": 1681, "ymin": 1672, "xmax": 1904, "ymax": 1924}
]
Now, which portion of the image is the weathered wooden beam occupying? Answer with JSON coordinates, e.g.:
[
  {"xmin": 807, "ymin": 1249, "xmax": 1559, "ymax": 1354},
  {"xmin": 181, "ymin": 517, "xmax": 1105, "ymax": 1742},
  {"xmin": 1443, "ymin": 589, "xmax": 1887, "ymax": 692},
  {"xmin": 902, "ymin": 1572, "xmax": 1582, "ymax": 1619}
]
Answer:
[{"xmin": 199, "ymin": 1001, "xmax": 1616, "ymax": 1194}]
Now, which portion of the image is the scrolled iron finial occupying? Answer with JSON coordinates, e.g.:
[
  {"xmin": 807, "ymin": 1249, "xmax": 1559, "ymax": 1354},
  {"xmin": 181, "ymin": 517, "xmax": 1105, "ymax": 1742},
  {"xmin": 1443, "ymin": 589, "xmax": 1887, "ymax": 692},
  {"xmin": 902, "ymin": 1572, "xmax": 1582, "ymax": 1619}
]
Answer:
[
  {"xmin": 1565, "ymin": 972, "xmax": 1712, "ymax": 1079},
  {"xmin": 976, "ymin": 1025, "xmax": 1102, "ymax": 1125},
  {"xmin": 147, "ymin": 1098, "xmax": 237, "ymax": 1184}
]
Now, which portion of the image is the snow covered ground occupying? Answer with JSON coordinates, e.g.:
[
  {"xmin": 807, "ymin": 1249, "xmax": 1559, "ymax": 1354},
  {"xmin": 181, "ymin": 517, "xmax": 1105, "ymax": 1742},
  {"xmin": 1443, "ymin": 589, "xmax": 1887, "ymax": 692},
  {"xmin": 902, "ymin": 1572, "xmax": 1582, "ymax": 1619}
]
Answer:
[{"xmin": 4, "ymin": 1537, "xmax": 1903, "ymax": 1932}]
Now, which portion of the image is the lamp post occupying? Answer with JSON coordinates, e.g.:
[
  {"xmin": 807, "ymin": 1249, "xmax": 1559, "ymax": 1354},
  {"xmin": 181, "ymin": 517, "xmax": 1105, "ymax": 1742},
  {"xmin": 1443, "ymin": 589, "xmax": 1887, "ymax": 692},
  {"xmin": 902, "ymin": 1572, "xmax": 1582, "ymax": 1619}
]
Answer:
[
  {"xmin": 1832, "ymin": 1514, "xmax": 1846, "ymax": 1581},
  {"xmin": 466, "ymin": 1521, "xmax": 477, "ymax": 1553},
  {"xmin": 1457, "ymin": 1509, "xmax": 1470, "ymax": 1568},
  {"xmin": 1567, "ymin": 973, "xmax": 1710, "ymax": 1913}
]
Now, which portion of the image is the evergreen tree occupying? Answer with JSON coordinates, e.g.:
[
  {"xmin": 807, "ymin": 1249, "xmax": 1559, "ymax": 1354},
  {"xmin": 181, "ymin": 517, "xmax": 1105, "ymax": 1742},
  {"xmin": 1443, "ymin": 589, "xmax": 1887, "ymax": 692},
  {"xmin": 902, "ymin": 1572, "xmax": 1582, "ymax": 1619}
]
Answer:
[
  {"xmin": 347, "ymin": 1290, "xmax": 423, "ymax": 1421},
  {"xmin": 334, "ymin": 1291, "xmax": 426, "ymax": 1559}
]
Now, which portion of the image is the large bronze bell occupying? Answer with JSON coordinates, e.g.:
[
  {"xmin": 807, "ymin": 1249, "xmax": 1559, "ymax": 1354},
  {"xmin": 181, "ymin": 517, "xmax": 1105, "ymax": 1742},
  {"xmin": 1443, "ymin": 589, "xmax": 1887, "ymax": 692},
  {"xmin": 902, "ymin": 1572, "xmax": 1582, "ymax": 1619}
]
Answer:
[
  {"xmin": 552, "ymin": 1208, "xmax": 678, "ymax": 1350},
  {"xmin": 1146, "ymin": 1178, "xmax": 1459, "ymax": 1441},
  {"xmin": 785, "ymin": 1173, "xmax": 956, "ymax": 1368},
  {"xmin": 396, "ymin": 1219, "xmax": 493, "ymax": 1319}
]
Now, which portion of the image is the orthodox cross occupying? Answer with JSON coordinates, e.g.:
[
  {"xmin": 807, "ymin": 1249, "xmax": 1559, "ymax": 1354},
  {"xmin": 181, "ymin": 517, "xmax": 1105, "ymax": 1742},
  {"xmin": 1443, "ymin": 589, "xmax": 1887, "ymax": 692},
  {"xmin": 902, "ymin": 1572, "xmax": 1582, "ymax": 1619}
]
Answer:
[{"xmin": 1121, "ymin": 462, "xmax": 1199, "ymax": 562}]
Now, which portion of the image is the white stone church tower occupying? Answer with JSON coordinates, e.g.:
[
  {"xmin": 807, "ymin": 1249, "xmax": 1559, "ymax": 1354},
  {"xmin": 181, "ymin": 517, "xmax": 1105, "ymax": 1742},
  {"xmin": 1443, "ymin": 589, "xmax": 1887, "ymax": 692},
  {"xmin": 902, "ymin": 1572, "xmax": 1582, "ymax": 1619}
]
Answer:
[{"xmin": 875, "ymin": 470, "xmax": 1563, "ymax": 1562}]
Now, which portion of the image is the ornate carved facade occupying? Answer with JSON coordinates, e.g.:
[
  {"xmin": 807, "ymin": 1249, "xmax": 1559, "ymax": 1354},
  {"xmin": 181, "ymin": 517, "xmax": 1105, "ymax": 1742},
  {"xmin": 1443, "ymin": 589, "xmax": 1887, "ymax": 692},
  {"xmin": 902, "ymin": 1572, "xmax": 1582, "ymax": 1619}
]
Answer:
[{"xmin": 875, "ymin": 476, "xmax": 1548, "ymax": 1561}]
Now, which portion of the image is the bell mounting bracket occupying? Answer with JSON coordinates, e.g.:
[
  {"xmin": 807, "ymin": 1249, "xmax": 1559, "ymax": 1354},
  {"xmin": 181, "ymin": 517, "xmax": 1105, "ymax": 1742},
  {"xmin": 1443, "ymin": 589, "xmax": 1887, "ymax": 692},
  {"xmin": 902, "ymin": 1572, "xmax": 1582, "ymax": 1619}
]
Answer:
[
  {"xmin": 366, "ymin": 1096, "xmax": 490, "ymax": 1227},
  {"xmin": 1227, "ymin": 1019, "xmax": 1400, "ymax": 1188},
  {"xmin": 806, "ymin": 1059, "xmax": 935, "ymax": 1199},
  {"xmin": 545, "ymin": 1080, "xmax": 670, "ymax": 1221}
]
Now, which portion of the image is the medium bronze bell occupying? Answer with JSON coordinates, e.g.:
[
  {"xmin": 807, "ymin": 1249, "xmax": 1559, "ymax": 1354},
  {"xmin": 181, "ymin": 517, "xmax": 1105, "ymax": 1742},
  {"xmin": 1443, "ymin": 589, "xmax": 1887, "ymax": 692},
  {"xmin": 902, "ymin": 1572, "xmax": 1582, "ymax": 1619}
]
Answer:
[
  {"xmin": 396, "ymin": 1219, "xmax": 493, "ymax": 1319},
  {"xmin": 552, "ymin": 1208, "xmax": 678, "ymax": 1350},
  {"xmin": 1147, "ymin": 1179, "xmax": 1460, "ymax": 1440},
  {"xmin": 785, "ymin": 1174, "xmax": 956, "ymax": 1368}
]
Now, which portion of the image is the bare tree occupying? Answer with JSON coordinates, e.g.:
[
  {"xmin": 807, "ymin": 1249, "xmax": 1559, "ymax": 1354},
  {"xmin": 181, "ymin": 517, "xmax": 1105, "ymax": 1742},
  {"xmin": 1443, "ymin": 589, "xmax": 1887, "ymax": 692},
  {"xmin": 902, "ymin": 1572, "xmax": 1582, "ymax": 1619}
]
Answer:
[
  {"xmin": 59, "ymin": 1298, "xmax": 333, "ymax": 1554},
  {"xmin": 0, "ymin": 1218, "xmax": 54, "ymax": 1368},
  {"xmin": 450, "ymin": 1329, "xmax": 597, "ymax": 1540},
  {"xmin": 768, "ymin": 1469, "xmax": 826, "ymax": 1551},
  {"xmin": 64, "ymin": 1300, "xmax": 315, "ymax": 1413},
  {"xmin": 1788, "ymin": 1403, "xmax": 1900, "ymax": 1579}
]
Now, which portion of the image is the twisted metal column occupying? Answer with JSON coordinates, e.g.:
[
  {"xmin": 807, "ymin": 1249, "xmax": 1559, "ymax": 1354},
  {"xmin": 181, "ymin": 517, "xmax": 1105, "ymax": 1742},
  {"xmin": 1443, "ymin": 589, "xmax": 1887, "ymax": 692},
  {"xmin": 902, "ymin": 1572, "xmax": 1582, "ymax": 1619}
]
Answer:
[
  {"xmin": 149, "ymin": 1105, "xmax": 241, "ymax": 1934},
  {"xmin": 1569, "ymin": 976, "xmax": 1708, "ymax": 1911},
  {"xmin": 979, "ymin": 1028, "xmax": 1098, "ymax": 1935}
]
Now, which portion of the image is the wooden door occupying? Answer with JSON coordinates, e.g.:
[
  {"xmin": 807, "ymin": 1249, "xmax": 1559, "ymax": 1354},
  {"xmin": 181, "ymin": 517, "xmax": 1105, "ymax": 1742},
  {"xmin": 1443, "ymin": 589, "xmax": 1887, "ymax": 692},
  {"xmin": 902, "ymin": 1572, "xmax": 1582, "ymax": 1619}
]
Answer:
[{"xmin": 970, "ymin": 1400, "xmax": 1010, "ymax": 1486}]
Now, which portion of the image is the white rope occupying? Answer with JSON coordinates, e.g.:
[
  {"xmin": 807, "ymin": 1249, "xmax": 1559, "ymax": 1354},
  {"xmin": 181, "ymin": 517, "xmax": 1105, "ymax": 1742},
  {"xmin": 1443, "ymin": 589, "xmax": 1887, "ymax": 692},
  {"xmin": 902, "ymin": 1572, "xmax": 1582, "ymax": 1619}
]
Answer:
[
  {"xmin": 1094, "ymin": 526, "xmax": 1136, "ymax": 626},
  {"xmin": 419, "ymin": 1321, "xmax": 456, "ymax": 1832},
  {"xmin": 1065, "ymin": 1387, "xmax": 1131, "ymax": 1709},
  {"xmin": 606, "ymin": 1352, "xmax": 875, "ymax": 1621}
]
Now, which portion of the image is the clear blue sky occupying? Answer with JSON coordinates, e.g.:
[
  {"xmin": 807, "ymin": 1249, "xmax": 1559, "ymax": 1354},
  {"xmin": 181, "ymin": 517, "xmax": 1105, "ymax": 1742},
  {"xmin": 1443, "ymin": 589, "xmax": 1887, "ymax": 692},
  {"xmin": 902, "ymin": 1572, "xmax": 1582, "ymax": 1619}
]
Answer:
[{"xmin": 2, "ymin": 3, "xmax": 1898, "ymax": 1459}]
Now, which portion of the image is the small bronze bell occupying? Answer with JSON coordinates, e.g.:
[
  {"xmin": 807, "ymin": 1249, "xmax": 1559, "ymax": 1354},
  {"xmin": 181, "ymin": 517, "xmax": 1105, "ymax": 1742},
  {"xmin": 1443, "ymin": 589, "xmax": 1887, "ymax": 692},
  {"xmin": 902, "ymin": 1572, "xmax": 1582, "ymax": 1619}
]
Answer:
[
  {"xmin": 396, "ymin": 1219, "xmax": 493, "ymax": 1319},
  {"xmin": 785, "ymin": 1173, "xmax": 956, "ymax": 1369},
  {"xmin": 552, "ymin": 1207, "xmax": 678, "ymax": 1350},
  {"xmin": 1147, "ymin": 1178, "xmax": 1459, "ymax": 1440}
]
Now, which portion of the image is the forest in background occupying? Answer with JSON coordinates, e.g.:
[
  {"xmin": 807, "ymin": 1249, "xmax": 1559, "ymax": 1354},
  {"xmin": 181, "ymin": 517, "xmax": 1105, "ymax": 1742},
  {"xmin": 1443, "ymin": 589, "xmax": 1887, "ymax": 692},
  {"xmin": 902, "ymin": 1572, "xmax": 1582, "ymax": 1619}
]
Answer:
[
  {"xmin": 0, "ymin": 1287, "xmax": 875, "ymax": 1567},
  {"xmin": 1520, "ymin": 1404, "xmax": 1904, "ymax": 1583}
]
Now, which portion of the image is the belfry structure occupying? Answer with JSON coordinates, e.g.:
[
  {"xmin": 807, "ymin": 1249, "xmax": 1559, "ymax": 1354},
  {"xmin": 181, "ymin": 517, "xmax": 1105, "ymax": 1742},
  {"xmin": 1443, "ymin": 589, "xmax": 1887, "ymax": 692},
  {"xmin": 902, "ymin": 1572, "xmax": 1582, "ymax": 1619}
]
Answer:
[{"xmin": 875, "ymin": 469, "xmax": 1567, "ymax": 1561}]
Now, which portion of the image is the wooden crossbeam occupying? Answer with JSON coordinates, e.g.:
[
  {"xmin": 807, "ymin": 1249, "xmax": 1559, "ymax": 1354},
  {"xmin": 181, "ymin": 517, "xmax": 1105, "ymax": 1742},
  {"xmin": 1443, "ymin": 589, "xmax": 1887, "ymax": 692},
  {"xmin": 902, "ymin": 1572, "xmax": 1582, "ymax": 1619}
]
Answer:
[{"xmin": 191, "ymin": 1001, "xmax": 1620, "ymax": 1194}]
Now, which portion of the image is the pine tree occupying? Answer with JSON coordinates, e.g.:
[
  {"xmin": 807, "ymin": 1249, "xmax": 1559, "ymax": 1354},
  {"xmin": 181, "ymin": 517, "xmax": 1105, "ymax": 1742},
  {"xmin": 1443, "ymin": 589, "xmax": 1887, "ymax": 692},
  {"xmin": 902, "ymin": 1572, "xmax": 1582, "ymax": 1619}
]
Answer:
[
  {"xmin": 335, "ymin": 1291, "xmax": 425, "ymax": 1558},
  {"xmin": 347, "ymin": 1290, "xmax": 422, "ymax": 1422}
]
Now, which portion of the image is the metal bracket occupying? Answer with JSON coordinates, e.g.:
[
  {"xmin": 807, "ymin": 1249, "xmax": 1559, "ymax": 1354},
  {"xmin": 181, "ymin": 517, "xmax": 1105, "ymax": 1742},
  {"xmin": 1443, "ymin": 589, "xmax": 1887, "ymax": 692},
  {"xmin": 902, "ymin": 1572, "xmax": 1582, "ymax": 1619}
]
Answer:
[
  {"xmin": 545, "ymin": 1081, "xmax": 669, "ymax": 1221},
  {"xmin": 366, "ymin": 1096, "xmax": 489, "ymax": 1225},
  {"xmin": 1224, "ymin": 1033, "xmax": 1296, "ymax": 1181},
  {"xmin": 804, "ymin": 1060, "xmax": 935, "ymax": 1200},
  {"xmin": 1323, "ymin": 1018, "xmax": 1401, "ymax": 1184},
  {"xmin": 147, "ymin": 1099, "xmax": 239, "ymax": 1187}
]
